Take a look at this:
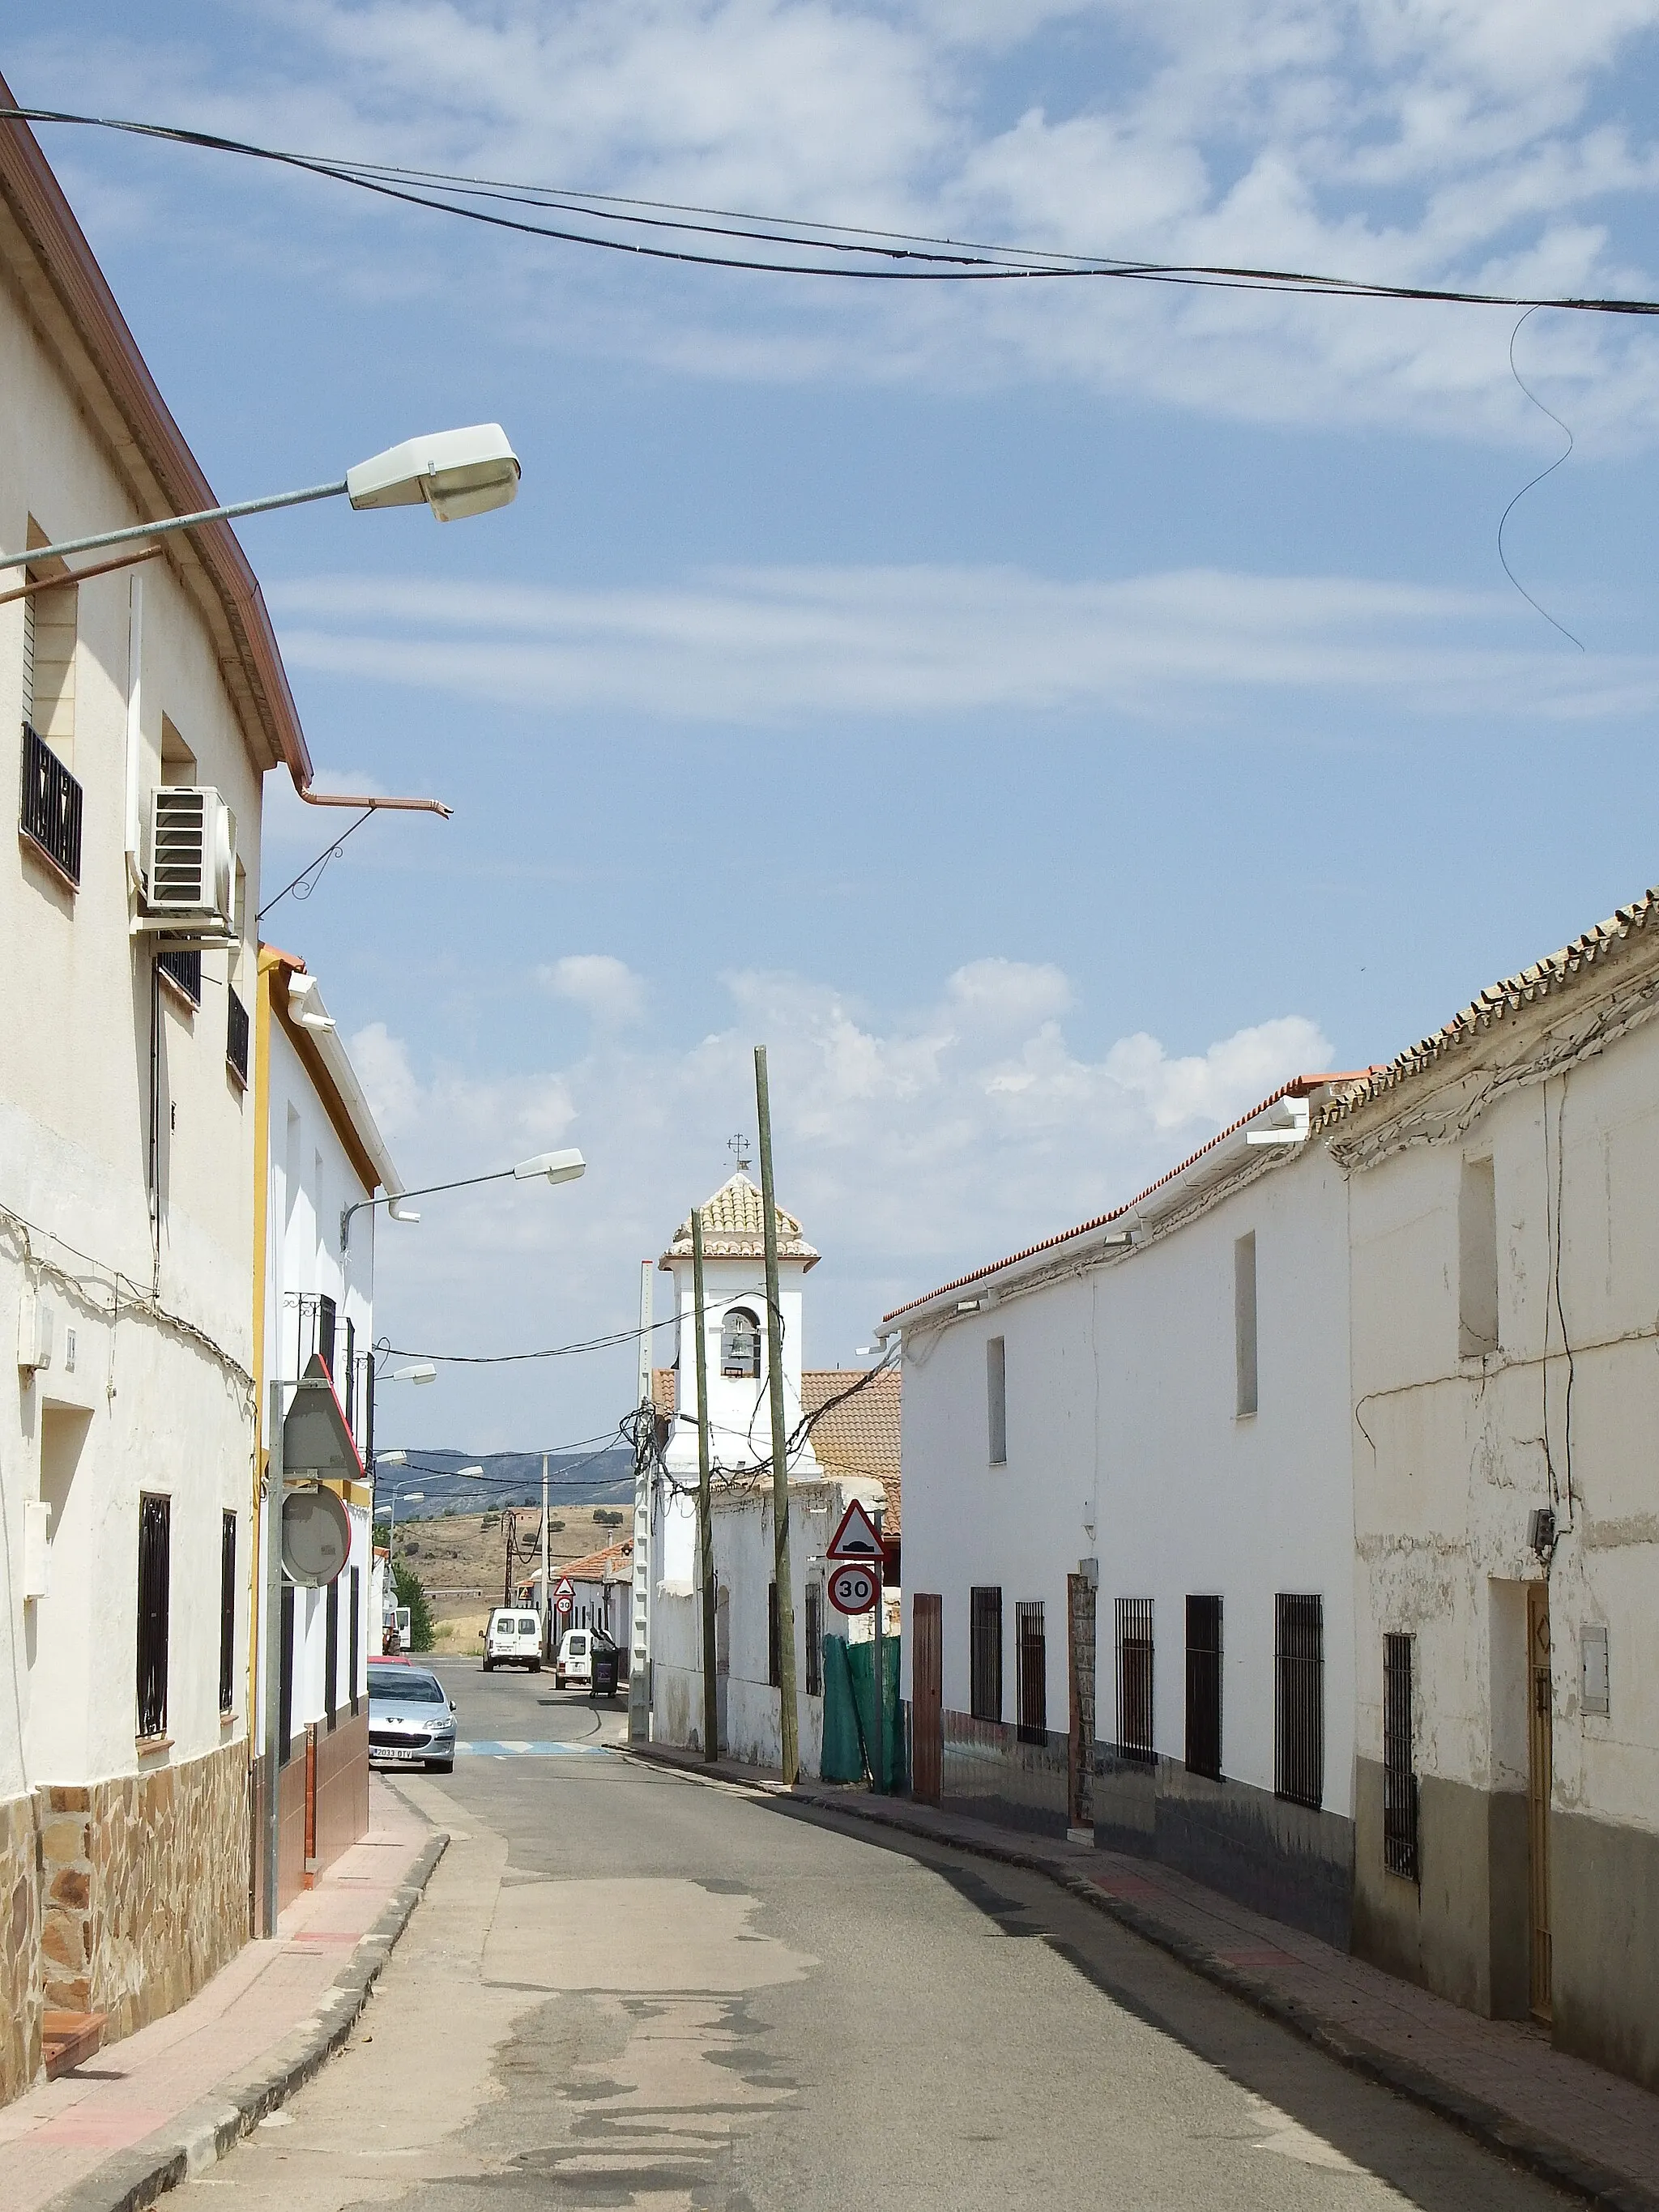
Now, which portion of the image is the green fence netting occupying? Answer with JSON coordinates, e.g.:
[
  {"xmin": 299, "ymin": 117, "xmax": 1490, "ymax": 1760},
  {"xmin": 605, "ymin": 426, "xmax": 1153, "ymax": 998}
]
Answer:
[{"xmin": 821, "ymin": 1633, "xmax": 905, "ymax": 1790}]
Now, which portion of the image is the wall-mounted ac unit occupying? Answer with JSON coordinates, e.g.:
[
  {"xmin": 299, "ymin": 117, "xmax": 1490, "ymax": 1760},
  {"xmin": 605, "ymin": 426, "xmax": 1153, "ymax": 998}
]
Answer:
[{"xmin": 145, "ymin": 786, "xmax": 235, "ymax": 922}]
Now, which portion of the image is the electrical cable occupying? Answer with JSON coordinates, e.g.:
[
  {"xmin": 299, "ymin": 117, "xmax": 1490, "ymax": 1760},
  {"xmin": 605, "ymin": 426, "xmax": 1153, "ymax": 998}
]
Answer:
[
  {"xmin": 9, "ymin": 105, "xmax": 1659, "ymax": 314},
  {"xmin": 1496, "ymin": 308, "xmax": 1585, "ymax": 650}
]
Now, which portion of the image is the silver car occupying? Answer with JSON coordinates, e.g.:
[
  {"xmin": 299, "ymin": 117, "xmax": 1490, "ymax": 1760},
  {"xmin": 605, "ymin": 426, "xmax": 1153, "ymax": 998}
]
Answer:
[{"xmin": 369, "ymin": 1662, "xmax": 457, "ymax": 1773}]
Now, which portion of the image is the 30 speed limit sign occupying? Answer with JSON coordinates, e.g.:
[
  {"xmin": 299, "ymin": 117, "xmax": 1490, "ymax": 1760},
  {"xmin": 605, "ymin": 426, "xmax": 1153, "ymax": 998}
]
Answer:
[{"xmin": 826, "ymin": 1559, "xmax": 880, "ymax": 1615}]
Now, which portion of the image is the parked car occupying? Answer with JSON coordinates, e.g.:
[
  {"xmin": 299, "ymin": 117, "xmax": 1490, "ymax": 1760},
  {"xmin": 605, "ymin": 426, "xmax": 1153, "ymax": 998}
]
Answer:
[
  {"xmin": 555, "ymin": 1626, "xmax": 617, "ymax": 1690},
  {"xmin": 368, "ymin": 1662, "xmax": 457, "ymax": 1773},
  {"xmin": 484, "ymin": 1606, "xmax": 544, "ymax": 1672}
]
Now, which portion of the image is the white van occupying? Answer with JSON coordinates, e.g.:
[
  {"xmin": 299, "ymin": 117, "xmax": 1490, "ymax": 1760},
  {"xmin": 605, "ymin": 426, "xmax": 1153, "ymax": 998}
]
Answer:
[
  {"xmin": 555, "ymin": 1627, "xmax": 615, "ymax": 1689},
  {"xmin": 483, "ymin": 1607, "xmax": 543, "ymax": 1672}
]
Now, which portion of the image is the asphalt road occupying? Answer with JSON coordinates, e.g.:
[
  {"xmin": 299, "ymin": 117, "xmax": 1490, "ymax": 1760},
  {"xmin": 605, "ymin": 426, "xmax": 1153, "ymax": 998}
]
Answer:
[{"xmin": 208, "ymin": 1660, "xmax": 1569, "ymax": 2212}]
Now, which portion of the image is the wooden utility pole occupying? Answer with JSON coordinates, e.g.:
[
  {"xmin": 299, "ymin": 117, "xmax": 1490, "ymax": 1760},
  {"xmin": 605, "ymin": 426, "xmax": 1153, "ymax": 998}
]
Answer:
[
  {"xmin": 692, "ymin": 1208, "xmax": 719, "ymax": 1761},
  {"xmin": 539, "ymin": 1451, "xmax": 551, "ymax": 1659},
  {"xmin": 754, "ymin": 1046, "xmax": 800, "ymax": 1784}
]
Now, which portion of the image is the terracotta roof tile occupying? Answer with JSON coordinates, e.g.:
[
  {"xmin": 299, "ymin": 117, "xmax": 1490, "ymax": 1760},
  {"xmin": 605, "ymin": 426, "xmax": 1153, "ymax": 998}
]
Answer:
[
  {"xmin": 803, "ymin": 1368, "xmax": 901, "ymax": 1535},
  {"xmin": 659, "ymin": 1172, "xmax": 819, "ymax": 1269}
]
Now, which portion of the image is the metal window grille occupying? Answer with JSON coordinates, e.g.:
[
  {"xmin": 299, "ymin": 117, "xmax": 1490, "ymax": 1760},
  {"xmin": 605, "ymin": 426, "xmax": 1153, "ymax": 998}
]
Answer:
[
  {"xmin": 136, "ymin": 1494, "xmax": 171, "ymax": 1739},
  {"xmin": 804, "ymin": 1582, "xmax": 823, "ymax": 1697},
  {"xmin": 1384, "ymin": 1633, "xmax": 1419, "ymax": 1880},
  {"xmin": 278, "ymin": 1582, "xmax": 296, "ymax": 1767},
  {"xmin": 325, "ymin": 1574, "xmax": 339, "ymax": 1731},
  {"xmin": 349, "ymin": 1566, "xmax": 361, "ymax": 1716},
  {"xmin": 1185, "ymin": 1595, "xmax": 1223, "ymax": 1780},
  {"xmin": 1016, "ymin": 1600, "xmax": 1047, "ymax": 1742},
  {"xmin": 1275, "ymin": 1594, "xmax": 1324, "ymax": 1809},
  {"xmin": 970, "ymin": 1586, "xmax": 1003, "ymax": 1723},
  {"xmin": 226, "ymin": 983, "xmax": 249, "ymax": 1083},
  {"xmin": 20, "ymin": 723, "xmax": 83, "ymax": 884},
  {"xmin": 318, "ymin": 1294, "xmax": 337, "ymax": 1378},
  {"xmin": 767, "ymin": 1580, "xmax": 782, "ymax": 1688},
  {"xmin": 1115, "ymin": 1599, "xmax": 1155, "ymax": 1761},
  {"xmin": 218, "ymin": 1511, "xmax": 237, "ymax": 1713},
  {"xmin": 157, "ymin": 946, "xmax": 202, "ymax": 1004},
  {"xmin": 344, "ymin": 1319, "xmax": 357, "ymax": 1432}
]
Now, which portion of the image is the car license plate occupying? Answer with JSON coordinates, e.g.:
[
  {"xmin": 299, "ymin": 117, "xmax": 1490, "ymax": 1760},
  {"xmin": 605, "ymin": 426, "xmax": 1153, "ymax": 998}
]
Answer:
[{"xmin": 376, "ymin": 1746, "xmax": 424, "ymax": 1762}]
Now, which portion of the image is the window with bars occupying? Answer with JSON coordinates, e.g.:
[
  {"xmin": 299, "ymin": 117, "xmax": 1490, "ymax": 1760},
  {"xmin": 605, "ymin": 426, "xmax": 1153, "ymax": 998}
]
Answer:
[
  {"xmin": 970, "ymin": 1586, "xmax": 1003, "ymax": 1723},
  {"xmin": 325, "ymin": 1574, "xmax": 340, "ymax": 1731},
  {"xmin": 20, "ymin": 722, "xmax": 83, "ymax": 885},
  {"xmin": 137, "ymin": 1494, "xmax": 171, "ymax": 1739},
  {"xmin": 218, "ymin": 1511, "xmax": 237, "ymax": 1714},
  {"xmin": 278, "ymin": 1582, "xmax": 296, "ymax": 1767},
  {"xmin": 349, "ymin": 1566, "xmax": 361, "ymax": 1716},
  {"xmin": 987, "ymin": 1336, "xmax": 1007, "ymax": 1465},
  {"xmin": 318, "ymin": 1294, "xmax": 338, "ymax": 1378},
  {"xmin": 1275, "ymin": 1594, "xmax": 1324, "ymax": 1809},
  {"xmin": 157, "ymin": 946, "xmax": 202, "ymax": 1005},
  {"xmin": 1016, "ymin": 1600, "xmax": 1047, "ymax": 1742},
  {"xmin": 804, "ymin": 1581, "xmax": 823, "ymax": 1697},
  {"xmin": 1116, "ymin": 1599, "xmax": 1154, "ymax": 1761},
  {"xmin": 226, "ymin": 983, "xmax": 249, "ymax": 1084},
  {"xmin": 1185, "ymin": 1595, "xmax": 1222, "ymax": 1780},
  {"xmin": 1384, "ymin": 1633, "xmax": 1419, "ymax": 1880},
  {"xmin": 767, "ymin": 1580, "xmax": 782, "ymax": 1689}
]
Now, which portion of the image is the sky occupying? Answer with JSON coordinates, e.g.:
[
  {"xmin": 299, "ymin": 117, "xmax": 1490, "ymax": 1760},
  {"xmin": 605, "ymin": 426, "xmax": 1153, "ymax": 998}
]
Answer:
[{"xmin": 15, "ymin": 2, "xmax": 1659, "ymax": 1451}]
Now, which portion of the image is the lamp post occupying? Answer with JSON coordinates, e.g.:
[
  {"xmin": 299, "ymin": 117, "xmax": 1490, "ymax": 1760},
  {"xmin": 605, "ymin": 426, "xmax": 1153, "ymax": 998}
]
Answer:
[
  {"xmin": 341, "ymin": 1147, "xmax": 584, "ymax": 1253},
  {"xmin": 0, "ymin": 424, "xmax": 522, "ymax": 575}
]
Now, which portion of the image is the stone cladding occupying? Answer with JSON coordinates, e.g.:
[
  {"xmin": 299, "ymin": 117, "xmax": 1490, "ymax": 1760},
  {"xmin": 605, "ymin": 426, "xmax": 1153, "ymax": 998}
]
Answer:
[{"xmin": 1, "ymin": 1790, "xmax": 42, "ymax": 2104}]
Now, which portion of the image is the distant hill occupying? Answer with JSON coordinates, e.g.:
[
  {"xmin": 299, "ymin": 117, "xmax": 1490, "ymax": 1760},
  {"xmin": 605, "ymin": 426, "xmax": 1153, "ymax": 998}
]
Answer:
[{"xmin": 377, "ymin": 1447, "xmax": 635, "ymax": 1519}]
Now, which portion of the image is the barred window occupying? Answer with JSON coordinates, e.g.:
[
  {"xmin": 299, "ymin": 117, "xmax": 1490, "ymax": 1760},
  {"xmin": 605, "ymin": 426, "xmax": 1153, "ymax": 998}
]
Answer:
[
  {"xmin": 218, "ymin": 1511, "xmax": 237, "ymax": 1714},
  {"xmin": 767, "ymin": 1579, "xmax": 782, "ymax": 1689},
  {"xmin": 1116, "ymin": 1599, "xmax": 1154, "ymax": 1761},
  {"xmin": 1275, "ymin": 1594, "xmax": 1324, "ymax": 1809},
  {"xmin": 1016, "ymin": 1600, "xmax": 1047, "ymax": 1742},
  {"xmin": 137, "ymin": 1494, "xmax": 171, "ymax": 1740},
  {"xmin": 970, "ymin": 1586, "xmax": 1003, "ymax": 1723},
  {"xmin": 1384, "ymin": 1633, "xmax": 1419, "ymax": 1880},
  {"xmin": 1185, "ymin": 1595, "xmax": 1222, "ymax": 1780},
  {"xmin": 805, "ymin": 1581, "xmax": 823, "ymax": 1697}
]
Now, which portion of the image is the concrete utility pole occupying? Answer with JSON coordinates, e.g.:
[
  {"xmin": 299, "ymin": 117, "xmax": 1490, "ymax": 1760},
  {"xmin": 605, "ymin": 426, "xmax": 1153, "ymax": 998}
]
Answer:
[
  {"xmin": 629, "ymin": 1259, "xmax": 654, "ymax": 1742},
  {"xmin": 540, "ymin": 1451, "xmax": 551, "ymax": 1657},
  {"xmin": 692, "ymin": 1208, "xmax": 719, "ymax": 1761},
  {"xmin": 754, "ymin": 1046, "xmax": 800, "ymax": 1784}
]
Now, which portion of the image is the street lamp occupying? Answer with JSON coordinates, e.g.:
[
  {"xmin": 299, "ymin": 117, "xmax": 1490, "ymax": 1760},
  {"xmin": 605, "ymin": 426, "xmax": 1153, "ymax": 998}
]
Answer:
[
  {"xmin": 341, "ymin": 1147, "xmax": 585, "ymax": 1252},
  {"xmin": 0, "ymin": 424, "xmax": 522, "ymax": 573}
]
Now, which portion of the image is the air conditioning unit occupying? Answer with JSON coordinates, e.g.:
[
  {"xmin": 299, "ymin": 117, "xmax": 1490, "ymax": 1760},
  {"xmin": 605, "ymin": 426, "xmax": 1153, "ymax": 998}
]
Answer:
[{"xmin": 145, "ymin": 786, "xmax": 235, "ymax": 922}]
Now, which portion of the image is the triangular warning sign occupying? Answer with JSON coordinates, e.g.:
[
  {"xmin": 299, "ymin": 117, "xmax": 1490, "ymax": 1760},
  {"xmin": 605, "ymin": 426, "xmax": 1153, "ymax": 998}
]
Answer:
[{"xmin": 826, "ymin": 1498, "xmax": 883, "ymax": 1560}]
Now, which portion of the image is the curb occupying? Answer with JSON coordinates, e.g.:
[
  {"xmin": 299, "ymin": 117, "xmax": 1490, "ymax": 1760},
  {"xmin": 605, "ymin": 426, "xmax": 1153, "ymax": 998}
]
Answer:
[
  {"xmin": 41, "ymin": 1830, "xmax": 450, "ymax": 2212},
  {"xmin": 625, "ymin": 1746, "xmax": 1657, "ymax": 2212}
]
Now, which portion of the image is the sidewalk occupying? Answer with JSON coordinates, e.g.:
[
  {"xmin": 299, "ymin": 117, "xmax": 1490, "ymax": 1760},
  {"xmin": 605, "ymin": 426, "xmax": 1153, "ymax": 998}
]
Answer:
[
  {"xmin": 0, "ymin": 1777, "xmax": 443, "ymax": 2212},
  {"xmin": 633, "ymin": 1742, "xmax": 1659, "ymax": 2212}
]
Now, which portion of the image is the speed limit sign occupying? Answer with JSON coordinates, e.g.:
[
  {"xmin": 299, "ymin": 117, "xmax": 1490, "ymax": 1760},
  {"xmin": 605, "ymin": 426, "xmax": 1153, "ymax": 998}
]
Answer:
[{"xmin": 827, "ymin": 1559, "xmax": 879, "ymax": 1615}]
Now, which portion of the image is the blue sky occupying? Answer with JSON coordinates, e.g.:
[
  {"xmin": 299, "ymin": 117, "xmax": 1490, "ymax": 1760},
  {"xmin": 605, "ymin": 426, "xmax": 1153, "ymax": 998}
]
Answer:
[{"xmin": 16, "ymin": 2, "xmax": 1659, "ymax": 1450}]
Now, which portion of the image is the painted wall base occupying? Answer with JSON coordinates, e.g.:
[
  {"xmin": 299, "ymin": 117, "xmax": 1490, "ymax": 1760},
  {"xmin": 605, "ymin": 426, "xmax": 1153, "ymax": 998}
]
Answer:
[{"xmin": 1551, "ymin": 1808, "xmax": 1659, "ymax": 2093}]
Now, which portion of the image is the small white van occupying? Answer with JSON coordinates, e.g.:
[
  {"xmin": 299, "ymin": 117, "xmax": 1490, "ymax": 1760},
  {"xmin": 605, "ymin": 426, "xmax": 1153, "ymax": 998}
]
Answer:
[
  {"xmin": 555, "ymin": 1627, "xmax": 614, "ymax": 1689},
  {"xmin": 483, "ymin": 1608, "xmax": 543, "ymax": 1672}
]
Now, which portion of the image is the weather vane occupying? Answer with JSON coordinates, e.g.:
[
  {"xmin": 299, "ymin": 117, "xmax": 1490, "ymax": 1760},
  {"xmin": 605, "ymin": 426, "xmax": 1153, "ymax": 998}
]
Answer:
[{"xmin": 727, "ymin": 1132, "xmax": 753, "ymax": 1177}]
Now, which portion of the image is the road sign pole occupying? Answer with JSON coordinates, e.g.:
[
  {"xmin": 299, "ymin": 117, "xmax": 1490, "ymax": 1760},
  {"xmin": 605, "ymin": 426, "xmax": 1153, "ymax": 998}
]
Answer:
[
  {"xmin": 872, "ymin": 1500, "xmax": 885, "ymax": 1796},
  {"xmin": 540, "ymin": 1452, "xmax": 551, "ymax": 1656}
]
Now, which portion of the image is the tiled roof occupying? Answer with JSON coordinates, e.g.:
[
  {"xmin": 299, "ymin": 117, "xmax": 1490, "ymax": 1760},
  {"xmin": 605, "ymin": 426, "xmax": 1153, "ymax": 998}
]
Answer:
[
  {"xmin": 883, "ymin": 1072, "xmax": 1371, "ymax": 1322},
  {"xmin": 1320, "ymin": 886, "xmax": 1659, "ymax": 1123},
  {"xmin": 652, "ymin": 1366, "xmax": 676, "ymax": 1421},
  {"xmin": 660, "ymin": 1172, "xmax": 820, "ymax": 1269},
  {"xmin": 535, "ymin": 1538, "xmax": 633, "ymax": 1584},
  {"xmin": 804, "ymin": 1368, "xmax": 901, "ymax": 1536}
]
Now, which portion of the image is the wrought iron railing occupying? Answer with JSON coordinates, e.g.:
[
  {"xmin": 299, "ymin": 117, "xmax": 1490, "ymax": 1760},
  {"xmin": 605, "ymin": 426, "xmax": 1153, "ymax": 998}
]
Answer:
[
  {"xmin": 157, "ymin": 945, "xmax": 202, "ymax": 1004},
  {"xmin": 19, "ymin": 722, "xmax": 83, "ymax": 884},
  {"xmin": 1384, "ymin": 1631, "xmax": 1420, "ymax": 1879},
  {"xmin": 1275, "ymin": 1593, "xmax": 1325, "ymax": 1809}
]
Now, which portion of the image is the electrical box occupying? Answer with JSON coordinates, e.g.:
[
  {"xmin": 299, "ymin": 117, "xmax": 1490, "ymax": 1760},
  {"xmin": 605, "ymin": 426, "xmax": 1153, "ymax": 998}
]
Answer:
[
  {"xmin": 17, "ymin": 1289, "xmax": 53, "ymax": 1373},
  {"xmin": 1581, "ymin": 1624, "xmax": 1610, "ymax": 1718},
  {"xmin": 23, "ymin": 1500, "xmax": 50, "ymax": 1600}
]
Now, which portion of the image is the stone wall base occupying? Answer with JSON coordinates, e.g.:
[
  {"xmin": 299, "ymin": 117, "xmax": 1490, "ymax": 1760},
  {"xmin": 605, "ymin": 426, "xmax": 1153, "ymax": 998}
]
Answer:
[{"xmin": 2, "ymin": 1738, "xmax": 250, "ymax": 2107}]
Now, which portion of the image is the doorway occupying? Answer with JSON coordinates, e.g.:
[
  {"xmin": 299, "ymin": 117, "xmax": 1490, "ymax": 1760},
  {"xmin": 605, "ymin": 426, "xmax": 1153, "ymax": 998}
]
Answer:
[
  {"xmin": 912, "ymin": 1593, "xmax": 942, "ymax": 1803},
  {"xmin": 1526, "ymin": 1581, "xmax": 1553, "ymax": 2022}
]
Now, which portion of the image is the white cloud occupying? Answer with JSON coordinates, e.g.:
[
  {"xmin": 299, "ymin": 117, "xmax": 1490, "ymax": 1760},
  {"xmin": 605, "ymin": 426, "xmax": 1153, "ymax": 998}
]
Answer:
[
  {"xmin": 266, "ymin": 561, "xmax": 1651, "ymax": 724},
  {"xmin": 347, "ymin": 955, "xmax": 1333, "ymax": 1444},
  {"xmin": 539, "ymin": 953, "xmax": 648, "ymax": 1025},
  {"xmin": 18, "ymin": 0, "xmax": 1659, "ymax": 438}
]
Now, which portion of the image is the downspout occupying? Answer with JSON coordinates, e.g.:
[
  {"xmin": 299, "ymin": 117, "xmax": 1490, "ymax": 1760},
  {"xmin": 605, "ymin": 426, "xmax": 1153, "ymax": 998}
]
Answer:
[{"xmin": 288, "ymin": 765, "xmax": 451, "ymax": 818}]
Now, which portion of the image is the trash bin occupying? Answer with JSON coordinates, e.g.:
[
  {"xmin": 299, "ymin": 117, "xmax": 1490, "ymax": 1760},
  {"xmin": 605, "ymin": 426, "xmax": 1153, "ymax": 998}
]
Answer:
[{"xmin": 591, "ymin": 1645, "xmax": 620, "ymax": 1698}]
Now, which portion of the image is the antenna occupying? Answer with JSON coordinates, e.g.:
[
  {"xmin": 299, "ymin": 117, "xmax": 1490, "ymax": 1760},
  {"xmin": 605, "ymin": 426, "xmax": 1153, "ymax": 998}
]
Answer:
[{"xmin": 727, "ymin": 1132, "xmax": 753, "ymax": 1177}]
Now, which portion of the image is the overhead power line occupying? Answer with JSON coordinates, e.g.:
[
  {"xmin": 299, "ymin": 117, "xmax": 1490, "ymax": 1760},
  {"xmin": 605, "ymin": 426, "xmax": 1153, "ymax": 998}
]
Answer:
[{"xmin": 7, "ymin": 105, "xmax": 1659, "ymax": 316}]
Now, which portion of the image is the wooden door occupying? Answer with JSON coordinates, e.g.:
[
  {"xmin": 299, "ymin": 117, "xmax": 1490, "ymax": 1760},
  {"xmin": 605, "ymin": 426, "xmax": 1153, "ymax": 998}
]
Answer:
[
  {"xmin": 1527, "ymin": 1582, "xmax": 1553, "ymax": 2022},
  {"xmin": 912, "ymin": 1593, "xmax": 943, "ymax": 1804},
  {"xmin": 1068, "ymin": 1575, "xmax": 1097, "ymax": 1834}
]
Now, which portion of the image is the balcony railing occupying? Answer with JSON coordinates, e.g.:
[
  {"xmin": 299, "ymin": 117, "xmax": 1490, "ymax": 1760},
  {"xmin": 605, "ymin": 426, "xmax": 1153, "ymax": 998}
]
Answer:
[
  {"xmin": 157, "ymin": 946, "xmax": 203, "ymax": 1005},
  {"xmin": 19, "ymin": 723, "xmax": 82, "ymax": 886},
  {"xmin": 227, "ymin": 984, "xmax": 249, "ymax": 1084}
]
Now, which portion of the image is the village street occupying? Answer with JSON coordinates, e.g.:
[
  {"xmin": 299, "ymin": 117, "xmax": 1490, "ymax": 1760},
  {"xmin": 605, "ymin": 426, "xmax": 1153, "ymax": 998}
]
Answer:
[{"xmin": 186, "ymin": 1660, "xmax": 1566, "ymax": 2212}]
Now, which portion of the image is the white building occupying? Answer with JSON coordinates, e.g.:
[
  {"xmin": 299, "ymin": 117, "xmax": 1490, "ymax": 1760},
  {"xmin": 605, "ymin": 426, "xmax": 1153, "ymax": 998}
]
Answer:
[
  {"xmin": 253, "ymin": 948, "xmax": 400, "ymax": 1916},
  {"xmin": 888, "ymin": 1077, "xmax": 1363, "ymax": 1946},
  {"xmin": 0, "ymin": 94, "xmax": 312, "ymax": 2098},
  {"xmin": 1328, "ymin": 891, "xmax": 1659, "ymax": 2087},
  {"xmin": 647, "ymin": 1174, "xmax": 899, "ymax": 1777}
]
